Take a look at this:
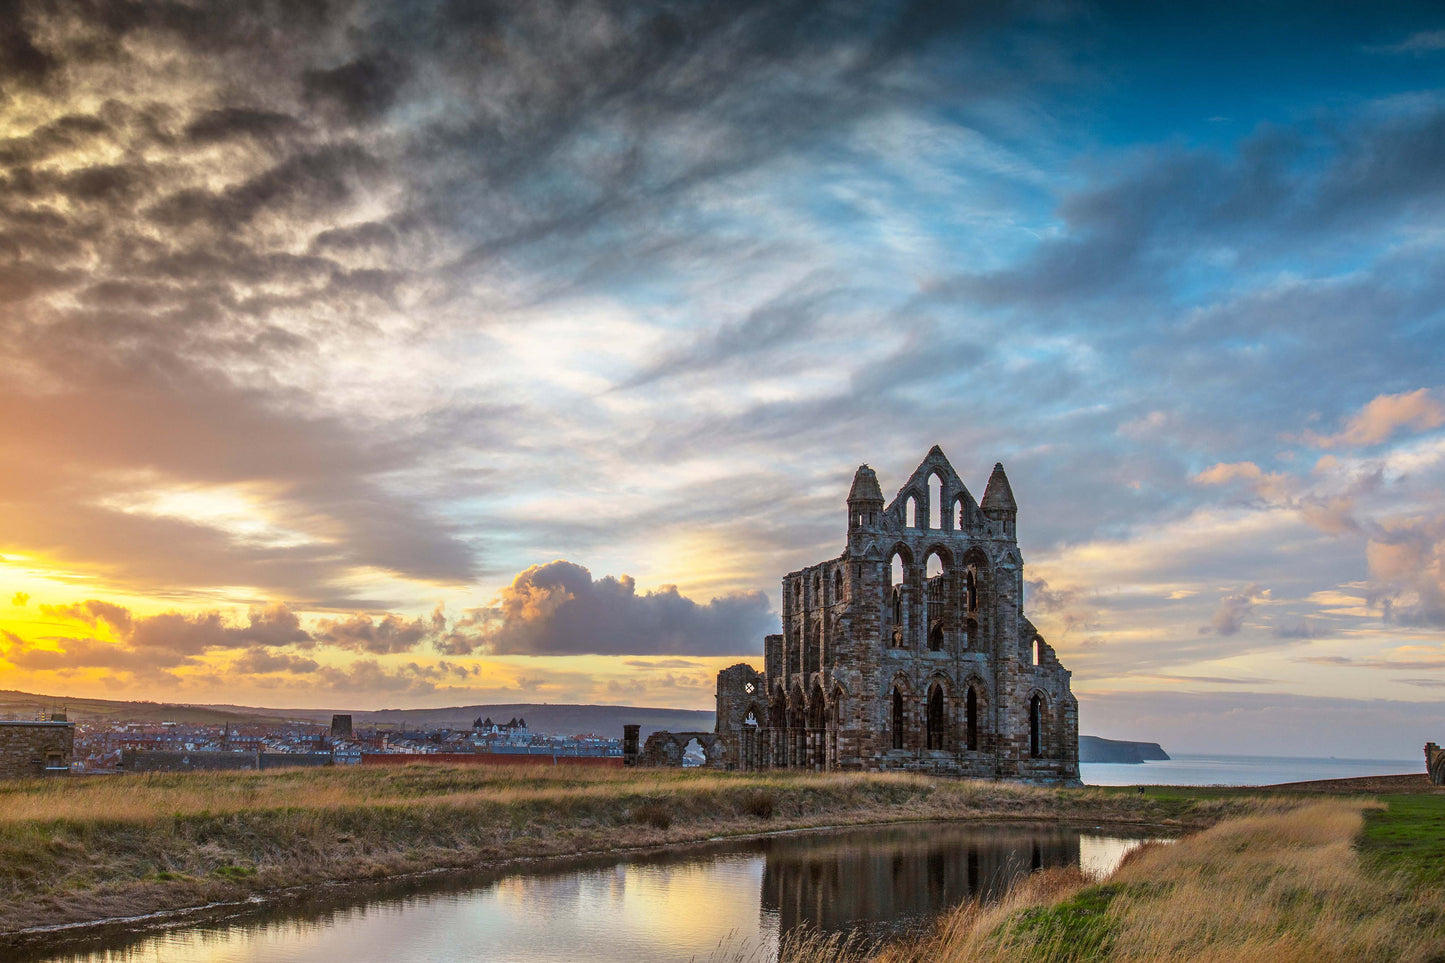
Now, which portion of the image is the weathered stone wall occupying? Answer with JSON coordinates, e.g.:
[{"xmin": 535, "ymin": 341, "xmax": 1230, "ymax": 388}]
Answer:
[
  {"xmin": 717, "ymin": 447, "xmax": 1078, "ymax": 784},
  {"xmin": 639, "ymin": 730, "xmax": 730, "ymax": 768},
  {"xmin": 1427, "ymin": 742, "xmax": 1445, "ymax": 787},
  {"xmin": 0, "ymin": 721, "xmax": 74, "ymax": 778}
]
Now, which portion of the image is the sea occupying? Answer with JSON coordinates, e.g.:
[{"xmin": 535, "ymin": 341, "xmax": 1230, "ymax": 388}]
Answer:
[{"xmin": 1080, "ymin": 752, "xmax": 1422, "ymax": 787}]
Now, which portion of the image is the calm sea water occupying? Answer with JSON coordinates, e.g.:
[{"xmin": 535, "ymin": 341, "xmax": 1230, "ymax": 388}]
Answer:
[
  {"xmin": 25, "ymin": 823, "xmax": 1159, "ymax": 963},
  {"xmin": 1081, "ymin": 752, "xmax": 1421, "ymax": 787}
]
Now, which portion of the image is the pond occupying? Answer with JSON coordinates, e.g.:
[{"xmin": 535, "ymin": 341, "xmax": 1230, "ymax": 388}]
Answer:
[{"xmin": 28, "ymin": 822, "xmax": 1160, "ymax": 963}]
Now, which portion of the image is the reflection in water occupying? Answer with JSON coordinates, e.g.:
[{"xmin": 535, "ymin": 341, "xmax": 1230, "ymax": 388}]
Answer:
[
  {"xmin": 28, "ymin": 823, "xmax": 1158, "ymax": 963},
  {"xmin": 760, "ymin": 824, "xmax": 1080, "ymax": 939}
]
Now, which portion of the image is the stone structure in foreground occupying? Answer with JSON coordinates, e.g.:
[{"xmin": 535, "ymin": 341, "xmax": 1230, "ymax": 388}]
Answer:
[
  {"xmin": 640, "ymin": 446, "xmax": 1080, "ymax": 784},
  {"xmin": 1427, "ymin": 742, "xmax": 1445, "ymax": 787}
]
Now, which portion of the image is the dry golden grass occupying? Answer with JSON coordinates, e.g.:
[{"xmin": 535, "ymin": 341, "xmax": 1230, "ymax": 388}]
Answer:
[
  {"xmin": 795, "ymin": 798, "xmax": 1445, "ymax": 963},
  {"xmin": 0, "ymin": 765, "xmax": 1233, "ymax": 946},
  {"xmin": 0, "ymin": 765, "xmax": 929, "ymax": 824}
]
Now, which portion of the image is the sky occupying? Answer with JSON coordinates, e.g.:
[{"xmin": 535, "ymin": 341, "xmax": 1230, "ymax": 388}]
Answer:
[{"xmin": 1, "ymin": 0, "xmax": 1443, "ymax": 757}]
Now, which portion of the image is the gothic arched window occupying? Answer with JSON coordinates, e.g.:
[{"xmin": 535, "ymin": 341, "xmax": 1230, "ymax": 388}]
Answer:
[
  {"xmin": 926, "ymin": 685, "xmax": 946, "ymax": 750},
  {"xmin": 891, "ymin": 688, "xmax": 905, "ymax": 750}
]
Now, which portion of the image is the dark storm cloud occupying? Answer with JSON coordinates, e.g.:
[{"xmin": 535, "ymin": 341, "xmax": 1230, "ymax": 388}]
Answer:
[
  {"xmin": 183, "ymin": 107, "xmax": 301, "ymax": 146},
  {"xmin": 470, "ymin": 560, "xmax": 775, "ymax": 656},
  {"xmin": 303, "ymin": 51, "xmax": 408, "ymax": 122},
  {"xmin": 0, "ymin": 0, "xmax": 55, "ymax": 89}
]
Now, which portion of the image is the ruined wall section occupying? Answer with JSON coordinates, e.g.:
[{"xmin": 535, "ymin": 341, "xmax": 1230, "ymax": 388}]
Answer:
[{"xmin": 697, "ymin": 447, "xmax": 1079, "ymax": 783}]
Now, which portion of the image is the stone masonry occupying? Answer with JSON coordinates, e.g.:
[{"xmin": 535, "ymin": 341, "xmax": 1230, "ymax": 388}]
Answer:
[
  {"xmin": 0, "ymin": 720, "xmax": 75, "ymax": 778},
  {"xmin": 645, "ymin": 447, "xmax": 1080, "ymax": 785}
]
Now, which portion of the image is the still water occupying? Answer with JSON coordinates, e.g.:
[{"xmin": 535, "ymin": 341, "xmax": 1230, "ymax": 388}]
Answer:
[
  {"xmin": 1081, "ymin": 753, "xmax": 1422, "ymax": 787},
  {"xmin": 30, "ymin": 823, "xmax": 1157, "ymax": 963}
]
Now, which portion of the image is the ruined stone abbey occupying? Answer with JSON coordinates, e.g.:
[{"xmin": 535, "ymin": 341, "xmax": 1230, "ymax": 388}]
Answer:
[{"xmin": 640, "ymin": 447, "xmax": 1080, "ymax": 784}]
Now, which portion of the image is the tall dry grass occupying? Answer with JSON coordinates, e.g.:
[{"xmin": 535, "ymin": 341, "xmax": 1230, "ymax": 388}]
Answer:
[
  {"xmin": 798, "ymin": 798, "xmax": 1445, "ymax": 963},
  {"xmin": 0, "ymin": 765, "xmax": 931, "ymax": 824},
  {"xmin": 0, "ymin": 766, "xmax": 1231, "ymax": 939}
]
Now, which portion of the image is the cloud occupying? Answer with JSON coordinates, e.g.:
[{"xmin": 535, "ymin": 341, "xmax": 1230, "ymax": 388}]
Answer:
[
  {"xmin": 313, "ymin": 658, "xmax": 480, "ymax": 695},
  {"xmin": 1367, "ymin": 30, "xmax": 1445, "ymax": 55},
  {"xmin": 624, "ymin": 658, "xmax": 705, "ymax": 669},
  {"xmin": 302, "ymin": 51, "xmax": 409, "ymax": 123},
  {"xmin": 3, "ymin": 636, "xmax": 193, "ymax": 675},
  {"xmin": 471, "ymin": 560, "xmax": 776, "ymax": 656},
  {"xmin": 1200, "ymin": 584, "xmax": 1267, "ymax": 636},
  {"xmin": 1296, "ymin": 653, "xmax": 1445, "ymax": 670},
  {"xmin": 0, "ymin": 0, "xmax": 1442, "ymax": 726},
  {"xmin": 1193, "ymin": 462, "xmax": 1295, "ymax": 502},
  {"xmin": 229, "ymin": 647, "xmax": 320, "ymax": 675},
  {"xmin": 11, "ymin": 592, "xmax": 29, "ymax": 607},
  {"xmin": 314, "ymin": 607, "xmax": 443, "ymax": 654},
  {"xmin": 0, "ymin": 0, "xmax": 1044, "ymax": 611},
  {"xmin": 39, "ymin": 600, "xmax": 135, "ymax": 636},
  {"xmin": 1272, "ymin": 617, "xmax": 1333, "ymax": 640},
  {"xmin": 1366, "ymin": 516, "xmax": 1445, "ymax": 627},
  {"xmin": 37, "ymin": 600, "xmax": 309, "ymax": 654},
  {"xmin": 620, "ymin": 280, "xmax": 840, "ymax": 389},
  {"xmin": 1023, "ymin": 577, "xmax": 1100, "ymax": 637},
  {"xmin": 1301, "ymin": 389, "xmax": 1445, "ymax": 449}
]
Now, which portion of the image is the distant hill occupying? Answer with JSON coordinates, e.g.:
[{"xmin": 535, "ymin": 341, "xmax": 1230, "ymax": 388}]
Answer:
[
  {"xmin": 0, "ymin": 690, "xmax": 709, "ymax": 739},
  {"xmin": 1080, "ymin": 735, "xmax": 1170, "ymax": 764},
  {"xmin": 3, "ymin": 690, "xmax": 1164, "ymax": 754},
  {"xmin": 0, "ymin": 690, "xmax": 298, "ymax": 726},
  {"xmin": 260, "ymin": 703, "xmax": 713, "ymax": 739}
]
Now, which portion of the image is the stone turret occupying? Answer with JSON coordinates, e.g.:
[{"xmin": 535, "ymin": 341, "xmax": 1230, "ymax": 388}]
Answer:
[
  {"xmin": 847, "ymin": 463, "xmax": 884, "ymax": 532},
  {"xmin": 981, "ymin": 462, "xmax": 1017, "ymax": 538}
]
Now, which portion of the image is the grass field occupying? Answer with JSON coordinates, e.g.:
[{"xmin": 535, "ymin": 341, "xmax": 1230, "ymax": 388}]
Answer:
[
  {"xmin": 3, "ymin": 765, "xmax": 1438, "ymax": 961},
  {"xmin": 0, "ymin": 764, "xmax": 1248, "ymax": 944},
  {"xmin": 1358, "ymin": 792, "xmax": 1445, "ymax": 889}
]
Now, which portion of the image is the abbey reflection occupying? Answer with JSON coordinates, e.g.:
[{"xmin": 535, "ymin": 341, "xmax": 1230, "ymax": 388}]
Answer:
[{"xmin": 757, "ymin": 824, "xmax": 1083, "ymax": 938}]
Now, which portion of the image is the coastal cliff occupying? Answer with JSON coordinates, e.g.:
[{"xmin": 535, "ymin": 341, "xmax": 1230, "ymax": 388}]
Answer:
[{"xmin": 1080, "ymin": 735, "xmax": 1171, "ymax": 764}]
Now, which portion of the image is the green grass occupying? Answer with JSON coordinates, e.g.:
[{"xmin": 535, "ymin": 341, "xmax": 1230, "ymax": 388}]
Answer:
[
  {"xmin": 1358, "ymin": 794, "xmax": 1445, "ymax": 888},
  {"xmin": 999, "ymin": 882, "xmax": 1134, "ymax": 961}
]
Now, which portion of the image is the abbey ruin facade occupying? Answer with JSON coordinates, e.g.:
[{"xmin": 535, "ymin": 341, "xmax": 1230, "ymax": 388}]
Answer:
[{"xmin": 640, "ymin": 446, "xmax": 1080, "ymax": 784}]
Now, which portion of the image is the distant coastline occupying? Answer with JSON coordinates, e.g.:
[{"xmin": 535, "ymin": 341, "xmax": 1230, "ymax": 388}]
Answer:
[{"xmin": 1079, "ymin": 735, "xmax": 1170, "ymax": 764}]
